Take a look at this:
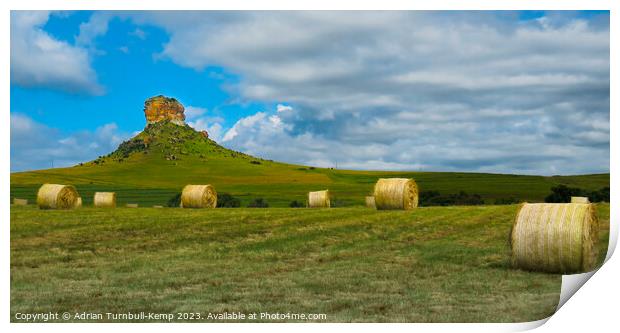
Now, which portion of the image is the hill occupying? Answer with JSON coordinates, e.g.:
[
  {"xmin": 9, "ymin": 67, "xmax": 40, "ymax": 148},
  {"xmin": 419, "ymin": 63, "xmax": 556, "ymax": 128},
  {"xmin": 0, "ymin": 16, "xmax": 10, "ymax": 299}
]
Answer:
[{"xmin": 10, "ymin": 106, "xmax": 609, "ymax": 207}]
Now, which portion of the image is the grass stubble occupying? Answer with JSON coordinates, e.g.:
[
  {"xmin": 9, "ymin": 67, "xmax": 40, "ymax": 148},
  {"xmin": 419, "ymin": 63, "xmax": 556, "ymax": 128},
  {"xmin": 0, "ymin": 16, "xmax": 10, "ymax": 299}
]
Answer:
[{"xmin": 10, "ymin": 203, "xmax": 610, "ymax": 322}]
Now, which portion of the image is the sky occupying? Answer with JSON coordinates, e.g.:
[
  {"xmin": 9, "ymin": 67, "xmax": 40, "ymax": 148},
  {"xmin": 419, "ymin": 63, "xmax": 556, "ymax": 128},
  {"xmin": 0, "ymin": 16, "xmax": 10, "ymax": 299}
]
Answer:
[{"xmin": 10, "ymin": 11, "xmax": 610, "ymax": 175}]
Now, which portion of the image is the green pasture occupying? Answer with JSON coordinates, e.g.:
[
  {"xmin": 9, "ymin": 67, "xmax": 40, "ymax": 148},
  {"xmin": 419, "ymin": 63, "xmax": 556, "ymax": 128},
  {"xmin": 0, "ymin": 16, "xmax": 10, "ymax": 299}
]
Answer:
[{"xmin": 10, "ymin": 203, "xmax": 610, "ymax": 322}]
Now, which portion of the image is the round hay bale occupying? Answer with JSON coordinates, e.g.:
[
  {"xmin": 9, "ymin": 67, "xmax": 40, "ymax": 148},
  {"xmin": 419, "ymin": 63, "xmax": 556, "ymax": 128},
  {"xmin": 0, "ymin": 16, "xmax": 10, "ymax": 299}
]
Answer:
[
  {"xmin": 365, "ymin": 196, "xmax": 376, "ymax": 208},
  {"xmin": 94, "ymin": 192, "xmax": 116, "ymax": 208},
  {"xmin": 308, "ymin": 190, "xmax": 330, "ymax": 208},
  {"xmin": 373, "ymin": 178, "xmax": 418, "ymax": 210},
  {"xmin": 13, "ymin": 198, "xmax": 28, "ymax": 206},
  {"xmin": 153, "ymin": 205, "xmax": 163, "ymax": 208},
  {"xmin": 181, "ymin": 185, "xmax": 217, "ymax": 208},
  {"xmin": 571, "ymin": 196, "xmax": 590, "ymax": 204},
  {"xmin": 511, "ymin": 203, "xmax": 599, "ymax": 273},
  {"xmin": 126, "ymin": 203, "xmax": 139, "ymax": 208},
  {"xmin": 36, "ymin": 184, "xmax": 79, "ymax": 210},
  {"xmin": 75, "ymin": 197, "xmax": 82, "ymax": 208}
]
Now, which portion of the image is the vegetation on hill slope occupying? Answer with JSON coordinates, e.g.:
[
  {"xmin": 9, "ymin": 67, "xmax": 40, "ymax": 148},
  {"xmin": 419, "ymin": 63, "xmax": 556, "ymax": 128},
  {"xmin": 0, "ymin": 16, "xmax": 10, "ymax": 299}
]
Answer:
[{"xmin": 10, "ymin": 121, "xmax": 610, "ymax": 207}]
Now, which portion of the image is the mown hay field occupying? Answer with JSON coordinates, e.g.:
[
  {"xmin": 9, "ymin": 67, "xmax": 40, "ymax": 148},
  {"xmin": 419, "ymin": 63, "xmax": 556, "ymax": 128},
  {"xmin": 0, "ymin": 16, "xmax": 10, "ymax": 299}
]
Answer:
[{"xmin": 10, "ymin": 203, "xmax": 609, "ymax": 322}]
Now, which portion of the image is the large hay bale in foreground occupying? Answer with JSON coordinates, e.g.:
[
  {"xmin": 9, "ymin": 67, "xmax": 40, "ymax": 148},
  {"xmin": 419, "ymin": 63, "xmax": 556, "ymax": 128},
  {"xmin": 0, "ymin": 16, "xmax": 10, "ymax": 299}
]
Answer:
[
  {"xmin": 365, "ymin": 196, "xmax": 376, "ymax": 208},
  {"xmin": 13, "ymin": 198, "xmax": 28, "ymax": 206},
  {"xmin": 308, "ymin": 190, "xmax": 330, "ymax": 208},
  {"xmin": 373, "ymin": 178, "xmax": 418, "ymax": 210},
  {"xmin": 571, "ymin": 196, "xmax": 590, "ymax": 204},
  {"xmin": 181, "ymin": 185, "xmax": 217, "ymax": 208},
  {"xmin": 511, "ymin": 203, "xmax": 599, "ymax": 273},
  {"xmin": 94, "ymin": 192, "xmax": 116, "ymax": 208},
  {"xmin": 36, "ymin": 184, "xmax": 79, "ymax": 210}
]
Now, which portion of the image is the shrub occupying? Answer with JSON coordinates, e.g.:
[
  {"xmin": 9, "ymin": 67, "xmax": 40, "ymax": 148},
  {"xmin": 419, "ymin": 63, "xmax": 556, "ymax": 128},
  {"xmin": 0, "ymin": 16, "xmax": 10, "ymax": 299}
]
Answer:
[
  {"xmin": 330, "ymin": 198, "xmax": 346, "ymax": 207},
  {"xmin": 418, "ymin": 191, "xmax": 441, "ymax": 206},
  {"xmin": 544, "ymin": 185, "xmax": 585, "ymax": 203},
  {"xmin": 590, "ymin": 187, "xmax": 610, "ymax": 202},
  {"xmin": 248, "ymin": 198, "xmax": 269, "ymax": 208},
  {"xmin": 289, "ymin": 200, "xmax": 304, "ymax": 208},
  {"xmin": 250, "ymin": 160, "xmax": 261, "ymax": 165},
  {"xmin": 114, "ymin": 138, "xmax": 148, "ymax": 157},
  {"xmin": 494, "ymin": 197, "xmax": 519, "ymax": 205},
  {"xmin": 167, "ymin": 193, "xmax": 181, "ymax": 207},
  {"xmin": 419, "ymin": 190, "xmax": 485, "ymax": 206},
  {"xmin": 544, "ymin": 185, "xmax": 610, "ymax": 203},
  {"xmin": 217, "ymin": 193, "xmax": 241, "ymax": 208}
]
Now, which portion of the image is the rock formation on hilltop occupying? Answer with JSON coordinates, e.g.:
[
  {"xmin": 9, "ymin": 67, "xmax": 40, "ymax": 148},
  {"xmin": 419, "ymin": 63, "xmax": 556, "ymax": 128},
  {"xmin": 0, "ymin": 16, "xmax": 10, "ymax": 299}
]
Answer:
[
  {"xmin": 144, "ymin": 95, "xmax": 186, "ymax": 125},
  {"xmin": 86, "ymin": 95, "xmax": 235, "ymax": 166}
]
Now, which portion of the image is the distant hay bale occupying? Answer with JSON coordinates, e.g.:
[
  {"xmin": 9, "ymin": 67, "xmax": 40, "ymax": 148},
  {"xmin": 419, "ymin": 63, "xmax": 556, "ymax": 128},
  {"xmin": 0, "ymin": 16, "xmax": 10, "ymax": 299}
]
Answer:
[
  {"xmin": 13, "ymin": 198, "xmax": 28, "ymax": 206},
  {"xmin": 75, "ymin": 197, "xmax": 82, "ymax": 208},
  {"xmin": 94, "ymin": 192, "xmax": 116, "ymax": 208},
  {"xmin": 181, "ymin": 185, "xmax": 217, "ymax": 208},
  {"xmin": 373, "ymin": 178, "xmax": 418, "ymax": 210},
  {"xmin": 153, "ymin": 205, "xmax": 163, "ymax": 208},
  {"xmin": 126, "ymin": 203, "xmax": 139, "ymax": 208},
  {"xmin": 365, "ymin": 196, "xmax": 376, "ymax": 208},
  {"xmin": 308, "ymin": 190, "xmax": 330, "ymax": 208},
  {"xmin": 511, "ymin": 203, "xmax": 599, "ymax": 273},
  {"xmin": 36, "ymin": 184, "xmax": 79, "ymax": 210},
  {"xmin": 571, "ymin": 196, "xmax": 590, "ymax": 204}
]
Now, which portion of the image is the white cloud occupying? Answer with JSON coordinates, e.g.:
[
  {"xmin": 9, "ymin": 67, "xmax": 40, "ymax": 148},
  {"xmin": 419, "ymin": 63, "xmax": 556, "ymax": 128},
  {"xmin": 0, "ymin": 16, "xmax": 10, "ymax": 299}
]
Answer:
[
  {"xmin": 10, "ymin": 114, "xmax": 131, "ymax": 172},
  {"xmin": 75, "ymin": 12, "xmax": 111, "ymax": 46},
  {"xmin": 184, "ymin": 105, "xmax": 208, "ymax": 119},
  {"xmin": 221, "ymin": 107, "xmax": 608, "ymax": 175},
  {"xmin": 28, "ymin": 11, "xmax": 606, "ymax": 175},
  {"xmin": 10, "ymin": 11, "xmax": 103, "ymax": 95},
  {"xmin": 184, "ymin": 105, "xmax": 226, "ymax": 141},
  {"xmin": 276, "ymin": 104, "xmax": 293, "ymax": 113},
  {"xmin": 222, "ymin": 112, "xmax": 273, "ymax": 142},
  {"xmin": 136, "ymin": 11, "xmax": 608, "ymax": 175}
]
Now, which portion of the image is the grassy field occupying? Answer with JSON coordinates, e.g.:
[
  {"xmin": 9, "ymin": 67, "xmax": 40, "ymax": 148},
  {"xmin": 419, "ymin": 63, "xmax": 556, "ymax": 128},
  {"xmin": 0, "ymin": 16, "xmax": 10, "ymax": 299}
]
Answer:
[
  {"xmin": 11, "ymin": 122, "xmax": 610, "ymax": 207},
  {"xmin": 10, "ymin": 121, "xmax": 611, "ymax": 322},
  {"xmin": 10, "ymin": 203, "xmax": 610, "ymax": 323}
]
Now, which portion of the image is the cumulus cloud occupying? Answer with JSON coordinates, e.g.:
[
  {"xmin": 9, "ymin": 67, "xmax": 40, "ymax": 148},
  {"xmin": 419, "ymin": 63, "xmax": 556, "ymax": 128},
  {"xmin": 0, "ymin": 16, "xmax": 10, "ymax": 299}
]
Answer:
[
  {"xmin": 10, "ymin": 11, "xmax": 103, "ymax": 95},
  {"xmin": 277, "ymin": 104, "xmax": 293, "ymax": 113},
  {"xmin": 140, "ymin": 11, "xmax": 608, "ymax": 175},
  {"xmin": 184, "ymin": 105, "xmax": 208, "ymax": 119},
  {"xmin": 75, "ymin": 12, "xmax": 111, "ymax": 46},
  {"xmin": 185, "ymin": 105, "xmax": 225, "ymax": 141},
  {"xmin": 10, "ymin": 114, "xmax": 130, "ymax": 172}
]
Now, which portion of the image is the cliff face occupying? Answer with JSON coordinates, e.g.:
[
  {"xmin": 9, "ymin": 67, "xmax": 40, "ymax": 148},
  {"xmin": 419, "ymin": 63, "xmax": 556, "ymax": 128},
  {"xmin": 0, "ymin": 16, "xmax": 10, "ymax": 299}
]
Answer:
[{"xmin": 144, "ymin": 95, "xmax": 185, "ymax": 125}]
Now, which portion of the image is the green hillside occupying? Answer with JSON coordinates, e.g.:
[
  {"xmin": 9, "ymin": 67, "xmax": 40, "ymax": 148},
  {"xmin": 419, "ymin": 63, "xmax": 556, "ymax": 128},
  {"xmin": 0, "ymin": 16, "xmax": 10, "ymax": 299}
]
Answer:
[{"xmin": 11, "ymin": 121, "xmax": 610, "ymax": 207}]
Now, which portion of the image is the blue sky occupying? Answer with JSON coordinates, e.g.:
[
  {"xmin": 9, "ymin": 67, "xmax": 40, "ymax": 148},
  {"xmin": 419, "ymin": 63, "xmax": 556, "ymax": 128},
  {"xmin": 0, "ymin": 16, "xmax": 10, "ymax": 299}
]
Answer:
[
  {"xmin": 11, "ymin": 11, "xmax": 264, "ymax": 133},
  {"xmin": 10, "ymin": 11, "xmax": 610, "ymax": 175}
]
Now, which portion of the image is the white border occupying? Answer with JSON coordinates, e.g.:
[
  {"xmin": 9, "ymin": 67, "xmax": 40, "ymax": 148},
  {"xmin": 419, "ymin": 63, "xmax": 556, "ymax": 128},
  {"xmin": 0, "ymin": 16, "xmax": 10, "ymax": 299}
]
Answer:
[{"xmin": 3, "ymin": 1, "xmax": 616, "ymax": 332}]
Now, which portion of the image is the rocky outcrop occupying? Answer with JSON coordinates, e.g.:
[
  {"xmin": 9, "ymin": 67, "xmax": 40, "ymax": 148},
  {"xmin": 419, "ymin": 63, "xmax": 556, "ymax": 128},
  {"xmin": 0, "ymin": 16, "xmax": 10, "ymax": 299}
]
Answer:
[{"xmin": 144, "ymin": 95, "xmax": 185, "ymax": 125}]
